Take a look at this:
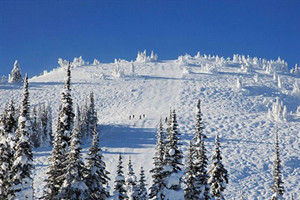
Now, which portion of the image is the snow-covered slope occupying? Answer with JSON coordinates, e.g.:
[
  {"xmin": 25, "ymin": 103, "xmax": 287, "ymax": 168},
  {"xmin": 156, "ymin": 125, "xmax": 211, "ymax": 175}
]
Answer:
[{"xmin": 0, "ymin": 54, "xmax": 299, "ymax": 199}]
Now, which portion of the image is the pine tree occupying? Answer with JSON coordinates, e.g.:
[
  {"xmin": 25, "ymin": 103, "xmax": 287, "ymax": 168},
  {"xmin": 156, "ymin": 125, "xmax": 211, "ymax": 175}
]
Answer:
[
  {"xmin": 8, "ymin": 60, "xmax": 23, "ymax": 83},
  {"xmin": 196, "ymin": 139, "xmax": 211, "ymax": 199},
  {"xmin": 2, "ymin": 99, "xmax": 17, "ymax": 134},
  {"xmin": 195, "ymin": 99, "xmax": 206, "ymax": 140},
  {"xmin": 270, "ymin": 132, "xmax": 284, "ymax": 200},
  {"xmin": 57, "ymin": 115, "xmax": 92, "ymax": 200},
  {"xmin": 10, "ymin": 75, "xmax": 34, "ymax": 200},
  {"xmin": 184, "ymin": 141, "xmax": 197, "ymax": 200},
  {"xmin": 0, "ymin": 141, "xmax": 11, "ymax": 199},
  {"xmin": 30, "ymin": 106, "xmax": 40, "ymax": 148},
  {"xmin": 86, "ymin": 92, "xmax": 97, "ymax": 138},
  {"xmin": 45, "ymin": 103, "xmax": 53, "ymax": 142},
  {"xmin": 38, "ymin": 104, "xmax": 52, "ymax": 147},
  {"xmin": 208, "ymin": 135, "xmax": 228, "ymax": 200},
  {"xmin": 126, "ymin": 158, "xmax": 138, "ymax": 200},
  {"xmin": 137, "ymin": 167, "xmax": 148, "ymax": 200},
  {"xmin": 149, "ymin": 120, "xmax": 166, "ymax": 200},
  {"xmin": 189, "ymin": 99, "xmax": 211, "ymax": 200},
  {"xmin": 43, "ymin": 63, "xmax": 74, "ymax": 199},
  {"xmin": 56, "ymin": 62, "xmax": 75, "ymax": 153},
  {"xmin": 86, "ymin": 125, "xmax": 110, "ymax": 199},
  {"xmin": 0, "ymin": 100, "xmax": 17, "ymax": 199},
  {"xmin": 162, "ymin": 109, "xmax": 184, "ymax": 200},
  {"xmin": 113, "ymin": 154, "xmax": 128, "ymax": 200},
  {"xmin": 42, "ymin": 121, "xmax": 66, "ymax": 199},
  {"xmin": 0, "ymin": 118, "xmax": 12, "ymax": 199},
  {"xmin": 80, "ymin": 102, "xmax": 88, "ymax": 138}
]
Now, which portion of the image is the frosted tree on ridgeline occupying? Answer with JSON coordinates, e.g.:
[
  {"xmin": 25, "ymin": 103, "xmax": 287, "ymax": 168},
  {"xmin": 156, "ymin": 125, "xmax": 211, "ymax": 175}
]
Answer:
[
  {"xmin": 86, "ymin": 125, "xmax": 110, "ymax": 199},
  {"xmin": 161, "ymin": 109, "xmax": 184, "ymax": 200},
  {"xmin": 10, "ymin": 75, "xmax": 34, "ymax": 200},
  {"xmin": 113, "ymin": 154, "xmax": 128, "ymax": 200},
  {"xmin": 208, "ymin": 135, "xmax": 228, "ymax": 200},
  {"xmin": 8, "ymin": 60, "xmax": 23, "ymax": 83},
  {"xmin": 149, "ymin": 120, "xmax": 166, "ymax": 200},
  {"xmin": 270, "ymin": 132, "xmax": 284, "ymax": 200}
]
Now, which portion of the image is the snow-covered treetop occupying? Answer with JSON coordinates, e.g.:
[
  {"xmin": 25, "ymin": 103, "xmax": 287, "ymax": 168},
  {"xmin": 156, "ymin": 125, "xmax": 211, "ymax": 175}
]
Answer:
[
  {"xmin": 136, "ymin": 50, "xmax": 158, "ymax": 63},
  {"xmin": 8, "ymin": 60, "xmax": 23, "ymax": 83},
  {"xmin": 58, "ymin": 56, "xmax": 86, "ymax": 68}
]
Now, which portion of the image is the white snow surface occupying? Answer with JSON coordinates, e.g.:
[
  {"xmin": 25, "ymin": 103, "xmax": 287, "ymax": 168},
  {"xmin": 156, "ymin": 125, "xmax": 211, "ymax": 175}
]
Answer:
[{"xmin": 0, "ymin": 56, "xmax": 299, "ymax": 199}]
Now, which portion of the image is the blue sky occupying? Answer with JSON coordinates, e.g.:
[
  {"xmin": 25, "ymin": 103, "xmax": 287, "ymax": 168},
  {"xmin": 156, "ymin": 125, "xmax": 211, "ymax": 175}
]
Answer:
[{"xmin": 0, "ymin": 0, "xmax": 299, "ymax": 77}]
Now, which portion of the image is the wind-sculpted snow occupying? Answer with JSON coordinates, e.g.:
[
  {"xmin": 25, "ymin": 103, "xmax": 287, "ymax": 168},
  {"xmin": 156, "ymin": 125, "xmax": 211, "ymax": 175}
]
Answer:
[{"xmin": 0, "ymin": 54, "xmax": 299, "ymax": 199}]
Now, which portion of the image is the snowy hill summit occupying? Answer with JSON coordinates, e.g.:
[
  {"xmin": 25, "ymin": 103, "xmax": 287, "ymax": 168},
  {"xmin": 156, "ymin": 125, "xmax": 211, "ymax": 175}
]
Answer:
[{"xmin": 0, "ymin": 51, "xmax": 299, "ymax": 199}]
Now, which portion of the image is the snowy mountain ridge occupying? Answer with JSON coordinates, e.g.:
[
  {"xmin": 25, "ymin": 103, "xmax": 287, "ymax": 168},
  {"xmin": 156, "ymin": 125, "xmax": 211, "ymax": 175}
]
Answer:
[{"xmin": 0, "ymin": 52, "xmax": 299, "ymax": 199}]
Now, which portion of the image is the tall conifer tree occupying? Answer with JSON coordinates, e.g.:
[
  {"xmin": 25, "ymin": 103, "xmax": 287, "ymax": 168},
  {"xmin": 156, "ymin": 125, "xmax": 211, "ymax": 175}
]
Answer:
[
  {"xmin": 57, "ymin": 114, "xmax": 91, "ymax": 200},
  {"xmin": 188, "ymin": 99, "xmax": 211, "ymax": 199},
  {"xmin": 126, "ymin": 158, "xmax": 138, "ymax": 200},
  {"xmin": 270, "ymin": 132, "xmax": 284, "ymax": 200},
  {"xmin": 86, "ymin": 125, "xmax": 110, "ymax": 199},
  {"xmin": 149, "ymin": 120, "xmax": 165, "ymax": 200},
  {"xmin": 86, "ymin": 92, "xmax": 97, "ymax": 138},
  {"xmin": 208, "ymin": 135, "xmax": 228, "ymax": 200},
  {"xmin": 137, "ymin": 167, "xmax": 148, "ymax": 200},
  {"xmin": 162, "ymin": 109, "xmax": 184, "ymax": 200},
  {"xmin": 11, "ymin": 75, "xmax": 34, "ymax": 200},
  {"xmin": 43, "ymin": 63, "xmax": 74, "ymax": 199},
  {"xmin": 113, "ymin": 154, "xmax": 127, "ymax": 200},
  {"xmin": 57, "ymin": 62, "xmax": 74, "ymax": 152},
  {"xmin": 184, "ymin": 141, "xmax": 197, "ymax": 200}
]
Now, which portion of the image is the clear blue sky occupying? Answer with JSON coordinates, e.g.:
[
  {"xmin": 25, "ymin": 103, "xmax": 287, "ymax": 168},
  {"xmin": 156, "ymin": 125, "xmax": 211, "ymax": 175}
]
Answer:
[{"xmin": 0, "ymin": 0, "xmax": 299, "ymax": 77}]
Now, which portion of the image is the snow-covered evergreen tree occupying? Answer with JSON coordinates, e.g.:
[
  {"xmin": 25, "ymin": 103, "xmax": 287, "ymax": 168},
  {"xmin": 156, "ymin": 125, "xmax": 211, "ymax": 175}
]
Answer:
[
  {"xmin": 31, "ymin": 106, "xmax": 40, "ymax": 148},
  {"xmin": 86, "ymin": 125, "xmax": 110, "ymax": 199},
  {"xmin": 2, "ymin": 99, "xmax": 18, "ymax": 134},
  {"xmin": 45, "ymin": 103, "xmax": 53, "ymax": 141},
  {"xmin": 10, "ymin": 75, "xmax": 34, "ymax": 200},
  {"xmin": 137, "ymin": 167, "xmax": 148, "ymax": 200},
  {"xmin": 85, "ymin": 92, "xmax": 97, "ymax": 138},
  {"xmin": 113, "ymin": 154, "xmax": 128, "ymax": 200},
  {"xmin": 56, "ymin": 62, "xmax": 75, "ymax": 152},
  {"xmin": 42, "ymin": 121, "xmax": 66, "ymax": 199},
  {"xmin": 270, "ymin": 132, "xmax": 284, "ymax": 200},
  {"xmin": 184, "ymin": 141, "xmax": 197, "ymax": 200},
  {"xmin": 0, "ymin": 139, "xmax": 11, "ymax": 199},
  {"xmin": 43, "ymin": 63, "xmax": 74, "ymax": 199},
  {"xmin": 208, "ymin": 135, "xmax": 228, "ymax": 200},
  {"xmin": 8, "ymin": 60, "xmax": 23, "ymax": 83},
  {"xmin": 38, "ymin": 103, "xmax": 52, "ymax": 146},
  {"xmin": 126, "ymin": 158, "xmax": 138, "ymax": 200},
  {"xmin": 188, "ymin": 99, "xmax": 211, "ymax": 199},
  {"xmin": 57, "ymin": 115, "xmax": 92, "ymax": 200},
  {"xmin": 0, "ymin": 104, "xmax": 14, "ymax": 199},
  {"xmin": 161, "ymin": 109, "xmax": 184, "ymax": 200},
  {"xmin": 0, "ymin": 100, "xmax": 17, "ymax": 199},
  {"xmin": 149, "ymin": 120, "xmax": 166, "ymax": 200}
]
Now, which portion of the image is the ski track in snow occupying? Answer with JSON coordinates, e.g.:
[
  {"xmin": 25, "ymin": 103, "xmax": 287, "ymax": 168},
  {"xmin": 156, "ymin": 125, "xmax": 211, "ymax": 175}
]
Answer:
[{"xmin": 0, "ymin": 59, "xmax": 299, "ymax": 199}]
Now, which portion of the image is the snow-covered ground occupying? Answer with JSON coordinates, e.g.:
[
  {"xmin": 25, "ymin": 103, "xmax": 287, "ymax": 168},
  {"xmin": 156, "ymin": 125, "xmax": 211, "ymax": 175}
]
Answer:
[{"xmin": 0, "ymin": 55, "xmax": 299, "ymax": 199}]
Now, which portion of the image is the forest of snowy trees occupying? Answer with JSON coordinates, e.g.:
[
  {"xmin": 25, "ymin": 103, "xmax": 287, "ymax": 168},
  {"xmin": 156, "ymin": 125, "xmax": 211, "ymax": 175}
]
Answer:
[{"xmin": 0, "ymin": 61, "xmax": 293, "ymax": 200}]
